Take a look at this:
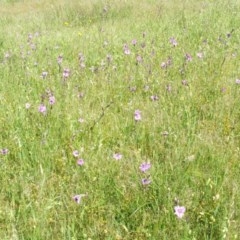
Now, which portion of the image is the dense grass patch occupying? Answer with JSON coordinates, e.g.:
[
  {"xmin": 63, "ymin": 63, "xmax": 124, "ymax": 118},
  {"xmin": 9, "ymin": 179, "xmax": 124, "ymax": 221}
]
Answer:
[{"xmin": 1, "ymin": 0, "xmax": 240, "ymax": 239}]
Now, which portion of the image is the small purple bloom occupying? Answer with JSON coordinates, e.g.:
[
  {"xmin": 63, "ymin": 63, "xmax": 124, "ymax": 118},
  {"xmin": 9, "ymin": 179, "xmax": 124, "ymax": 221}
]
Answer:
[
  {"xmin": 139, "ymin": 162, "xmax": 151, "ymax": 172},
  {"xmin": 77, "ymin": 159, "xmax": 84, "ymax": 166},
  {"xmin": 63, "ymin": 68, "xmax": 70, "ymax": 78},
  {"xmin": 142, "ymin": 178, "xmax": 151, "ymax": 185},
  {"xmin": 123, "ymin": 44, "xmax": 131, "ymax": 55},
  {"xmin": 134, "ymin": 110, "xmax": 141, "ymax": 121},
  {"xmin": 132, "ymin": 39, "xmax": 137, "ymax": 46},
  {"xmin": 136, "ymin": 55, "xmax": 142, "ymax": 63},
  {"xmin": 73, "ymin": 150, "xmax": 79, "ymax": 157},
  {"xmin": 49, "ymin": 96, "xmax": 56, "ymax": 105},
  {"xmin": 185, "ymin": 53, "xmax": 192, "ymax": 62},
  {"xmin": 235, "ymin": 79, "xmax": 240, "ymax": 84},
  {"xmin": 1, "ymin": 148, "xmax": 9, "ymax": 155},
  {"xmin": 174, "ymin": 206, "xmax": 186, "ymax": 219},
  {"xmin": 161, "ymin": 62, "xmax": 167, "ymax": 69},
  {"xmin": 38, "ymin": 104, "xmax": 47, "ymax": 114},
  {"xmin": 150, "ymin": 95, "xmax": 158, "ymax": 101},
  {"xmin": 169, "ymin": 37, "xmax": 178, "ymax": 47},
  {"xmin": 113, "ymin": 153, "xmax": 122, "ymax": 160},
  {"xmin": 182, "ymin": 80, "xmax": 189, "ymax": 86},
  {"xmin": 72, "ymin": 194, "xmax": 86, "ymax": 204}
]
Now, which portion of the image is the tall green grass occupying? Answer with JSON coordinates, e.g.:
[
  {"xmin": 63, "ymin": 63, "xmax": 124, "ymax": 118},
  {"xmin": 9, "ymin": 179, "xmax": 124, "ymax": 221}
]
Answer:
[{"xmin": 1, "ymin": 0, "xmax": 240, "ymax": 239}]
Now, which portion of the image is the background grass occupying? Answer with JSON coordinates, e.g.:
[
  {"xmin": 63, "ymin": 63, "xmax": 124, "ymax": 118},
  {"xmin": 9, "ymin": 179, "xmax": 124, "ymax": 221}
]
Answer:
[{"xmin": 0, "ymin": 0, "xmax": 240, "ymax": 239}]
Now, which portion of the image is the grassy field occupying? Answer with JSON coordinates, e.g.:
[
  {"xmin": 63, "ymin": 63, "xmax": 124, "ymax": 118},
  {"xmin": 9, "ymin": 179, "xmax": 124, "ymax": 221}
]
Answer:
[{"xmin": 1, "ymin": 0, "xmax": 240, "ymax": 239}]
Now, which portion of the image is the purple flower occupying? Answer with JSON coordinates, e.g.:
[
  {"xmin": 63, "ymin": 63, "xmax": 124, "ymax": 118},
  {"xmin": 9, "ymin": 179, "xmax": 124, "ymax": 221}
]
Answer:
[
  {"xmin": 169, "ymin": 37, "xmax": 178, "ymax": 47},
  {"xmin": 235, "ymin": 79, "xmax": 240, "ymax": 84},
  {"xmin": 113, "ymin": 153, "xmax": 122, "ymax": 160},
  {"xmin": 136, "ymin": 55, "xmax": 142, "ymax": 63},
  {"xmin": 174, "ymin": 206, "xmax": 186, "ymax": 219},
  {"xmin": 134, "ymin": 110, "xmax": 141, "ymax": 121},
  {"xmin": 72, "ymin": 194, "xmax": 86, "ymax": 204},
  {"xmin": 132, "ymin": 39, "xmax": 137, "ymax": 46},
  {"xmin": 73, "ymin": 150, "xmax": 79, "ymax": 157},
  {"xmin": 77, "ymin": 159, "xmax": 84, "ymax": 166},
  {"xmin": 141, "ymin": 178, "xmax": 151, "ymax": 185},
  {"xmin": 185, "ymin": 53, "xmax": 192, "ymax": 62},
  {"xmin": 1, "ymin": 148, "xmax": 9, "ymax": 155},
  {"xmin": 38, "ymin": 104, "xmax": 47, "ymax": 115},
  {"xmin": 123, "ymin": 44, "xmax": 131, "ymax": 55},
  {"xmin": 139, "ymin": 162, "xmax": 151, "ymax": 172},
  {"xmin": 182, "ymin": 80, "xmax": 189, "ymax": 86},
  {"xmin": 150, "ymin": 95, "xmax": 158, "ymax": 101},
  {"xmin": 49, "ymin": 96, "xmax": 56, "ymax": 105},
  {"xmin": 63, "ymin": 68, "xmax": 70, "ymax": 78}
]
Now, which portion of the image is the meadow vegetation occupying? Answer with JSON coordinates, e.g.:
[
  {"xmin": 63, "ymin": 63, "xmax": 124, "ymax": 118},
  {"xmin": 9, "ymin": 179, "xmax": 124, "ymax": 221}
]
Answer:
[{"xmin": 0, "ymin": 0, "xmax": 240, "ymax": 239}]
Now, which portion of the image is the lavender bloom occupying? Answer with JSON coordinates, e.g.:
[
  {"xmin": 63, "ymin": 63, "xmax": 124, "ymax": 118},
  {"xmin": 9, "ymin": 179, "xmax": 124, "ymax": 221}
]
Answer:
[
  {"xmin": 166, "ymin": 84, "xmax": 172, "ymax": 92},
  {"xmin": 136, "ymin": 55, "xmax": 142, "ymax": 64},
  {"xmin": 73, "ymin": 150, "xmax": 79, "ymax": 157},
  {"xmin": 139, "ymin": 162, "xmax": 151, "ymax": 172},
  {"xmin": 113, "ymin": 153, "xmax": 123, "ymax": 160},
  {"xmin": 185, "ymin": 53, "xmax": 192, "ymax": 62},
  {"xmin": 49, "ymin": 96, "xmax": 56, "ymax": 105},
  {"xmin": 77, "ymin": 159, "xmax": 84, "ymax": 166},
  {"xmin": 169, "ymin": 37, "xmax": 178, "ymax": 47},
  {"xmin": 161, "ymin": 62, "xmax": 167, "ymax": 69},
  {"xmin": 1, "ymin": 149, "xmax": 9, "ymax": 155},
  {"xmin": 174, "ymin": 206, "xmax": 186, "ymax": 219},
  {"xmin": 72, "ymin": 194, "xmax": 86, "ymax": 204},
  {"xmin": 38, "ymin": 104, "xmax": 47, "ymax": 115},
  {"xmin": 132, "ymin": 39, "xmax": 137, "ymax": 46},
  {"xmin": 63, "ymin": 68, "xmax": 70, "ymax": 78},
  {"xmin": 134, "ymin": 110, "xmax": 141, "ymax": 121},
  {"xmin": 123, "ymin": 44, "xmax": 131, "ymax": 55},
  {"xmin": 150, "ymin": 95, "xmax": 158, "ymax": 101},
  {"xmin": 142, "ymin": 178, "xmax": 151, "ymax": 185}
]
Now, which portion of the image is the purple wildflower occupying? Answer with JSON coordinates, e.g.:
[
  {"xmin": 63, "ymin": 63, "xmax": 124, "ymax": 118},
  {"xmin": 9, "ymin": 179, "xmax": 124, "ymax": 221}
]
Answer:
[
  {"xmin": 113, "ymin": 153, "xmax": 122, "ymax": 160},
  {"xmin": 136, "ymin": 55, "xmax": 142, "ymax": 63},
  {"xmin": 38, "ymin": 104, "xmax": 47, "ymax": 115},
  {"xmin": 49, "ymin": 96, "xmax": 56, "ymax": 105},
  {"xmin": 174, "ymin": 206, "xmax": 186, "ymax": 219},
  {"xmin": 185, "ymin": 53, "xmax": 192, "ymax": 62},
  {"xmin": 73, "ymin": 150, "xmax": 79, "ymax": 157},
  {"xmin": 182, "ymin": 80, "xmax": 189, "ymax": 86},
  {"xmin": 139, "ymin": 162, "xmax": 151, "ymax": 172},
  {"xmin": 132, "ymin": 39, "xmax": 137, "ymax": 46},
  {"xmin": 134, "ymin": 110, "xmax": 141, "ymax": 121},
  {"xmin": 72, "ymin": 194, "xmax": 86, "ymax": 204},
  {"xmin": 150, "ymin": 95, "xmax": 158, "ymax": 101},
  {"xmin": 1, "ymin": 149, "xmax": 9, "ymax": 155},
  {"xmin": 169, "ymin": 37, "xmax": 178, "ymax": 47},
  {"xmin": 141, "ymin": 178, "xmax": 151, "ymax": 185},
  {"xmin": 123, "ymin": 44, "xmax": 131, "ymax": 55},
  {"xmin": 63, "ymin": 68, "xmax": 70, "ymax": 78},
  {"xmin": 77, "ymin": 159, "xmax": 84, "ymax": 166}
]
